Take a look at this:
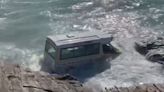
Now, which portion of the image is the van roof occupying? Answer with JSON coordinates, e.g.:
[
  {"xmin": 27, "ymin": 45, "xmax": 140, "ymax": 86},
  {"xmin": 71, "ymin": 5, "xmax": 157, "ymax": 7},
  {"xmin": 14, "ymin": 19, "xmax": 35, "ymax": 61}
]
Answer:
[{"xmin": 47, "ymin": 31, "xmax": 113, "ymax": 46}]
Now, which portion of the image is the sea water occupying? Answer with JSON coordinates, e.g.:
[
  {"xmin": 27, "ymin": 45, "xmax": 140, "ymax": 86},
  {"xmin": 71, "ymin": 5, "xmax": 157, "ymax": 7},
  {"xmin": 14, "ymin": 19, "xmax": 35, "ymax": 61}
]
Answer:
[{"xmin": 0, "ymin": 0, "xmax": 164, "ymax": 90}]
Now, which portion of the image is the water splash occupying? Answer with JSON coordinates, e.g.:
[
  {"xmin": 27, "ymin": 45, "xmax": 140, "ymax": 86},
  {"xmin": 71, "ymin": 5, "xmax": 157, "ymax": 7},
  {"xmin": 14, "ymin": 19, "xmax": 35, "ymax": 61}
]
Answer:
[{"xmin": 0, "ymin": 43, "xmax": 42, "ymax": 71}]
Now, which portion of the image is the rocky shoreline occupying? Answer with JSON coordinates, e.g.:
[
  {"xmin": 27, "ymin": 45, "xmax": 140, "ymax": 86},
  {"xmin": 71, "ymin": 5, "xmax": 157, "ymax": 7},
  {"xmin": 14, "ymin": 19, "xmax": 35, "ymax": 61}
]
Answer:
[
  {"xmin": 1, "ymin": 61, "xmax": 164, "ymax": 92},
  {"xmin": 0, "ymin": 62, "xmax": 92, "ymax": 92}
]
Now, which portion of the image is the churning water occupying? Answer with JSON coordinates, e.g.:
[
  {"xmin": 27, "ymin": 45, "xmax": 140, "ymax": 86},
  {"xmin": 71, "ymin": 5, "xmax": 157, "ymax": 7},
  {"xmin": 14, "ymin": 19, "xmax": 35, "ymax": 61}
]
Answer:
[{"xmin": 0, "ymin": 0, "xmax": 164, "ymax": 90}]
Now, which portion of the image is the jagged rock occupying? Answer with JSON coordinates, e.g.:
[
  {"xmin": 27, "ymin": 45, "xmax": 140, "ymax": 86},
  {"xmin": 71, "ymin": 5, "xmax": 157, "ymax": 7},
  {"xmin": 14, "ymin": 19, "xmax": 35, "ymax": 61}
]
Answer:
[
  {"xmin": 135, "ymin": 36, "xmax": 164, "ymax": 64},
  {"xmin": 0, "ymin": 62, "xmax": 92, "ymax": 92},
  {"xmin": 146, "ymin": 49, "xmax": 164, "ymax": 63},
  {"xmin": 1, "ymin": 59, "xmax": 164, "ymax": 92}
]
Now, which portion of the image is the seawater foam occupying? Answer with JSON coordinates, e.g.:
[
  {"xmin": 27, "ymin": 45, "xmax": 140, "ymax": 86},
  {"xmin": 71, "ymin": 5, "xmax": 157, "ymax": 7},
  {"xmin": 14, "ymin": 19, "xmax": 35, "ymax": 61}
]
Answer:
[
  {"xmin": 84, "ymin": 37, "xmax": 164, "ymax": 91},
  {"xmin": 0, "ymin": 43, "xmax": 42, "ymax": 71}
]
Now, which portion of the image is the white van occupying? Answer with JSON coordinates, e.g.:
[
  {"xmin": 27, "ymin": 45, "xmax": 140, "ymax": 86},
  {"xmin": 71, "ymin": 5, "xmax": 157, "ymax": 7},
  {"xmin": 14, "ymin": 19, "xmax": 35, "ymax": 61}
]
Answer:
[{"xmin": 43, "ymin": 31, "xmax": 117, "ymax": 73}]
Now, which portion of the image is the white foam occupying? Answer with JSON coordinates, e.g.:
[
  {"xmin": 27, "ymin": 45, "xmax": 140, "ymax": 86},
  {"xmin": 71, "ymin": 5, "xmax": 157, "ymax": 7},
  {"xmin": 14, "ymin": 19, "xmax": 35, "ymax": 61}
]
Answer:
[
  {"xmin": 0, "ymin": 43, "xmax": 42, "ymax": 71},
  {"xmin": 0, "ymin": 18, "xmax": 6, "ymax": 25},
  {"xmin": 85, "ymin": 37, "xmax": 164, "ymax": 90}
]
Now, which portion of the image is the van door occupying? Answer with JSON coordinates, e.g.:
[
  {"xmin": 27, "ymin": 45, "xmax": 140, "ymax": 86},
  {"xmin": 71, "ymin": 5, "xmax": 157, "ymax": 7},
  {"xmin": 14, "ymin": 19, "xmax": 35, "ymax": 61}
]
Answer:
[{"xmin": 43, "ymin": 40, "xmax": 56, "ymax": 72}]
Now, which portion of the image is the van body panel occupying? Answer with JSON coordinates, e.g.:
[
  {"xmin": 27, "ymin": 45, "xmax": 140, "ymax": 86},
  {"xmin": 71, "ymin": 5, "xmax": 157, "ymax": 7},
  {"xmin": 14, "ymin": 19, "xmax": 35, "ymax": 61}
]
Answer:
[{"xmin": 44, "ymin": 31, "xmax": 114, "ymax": 72}]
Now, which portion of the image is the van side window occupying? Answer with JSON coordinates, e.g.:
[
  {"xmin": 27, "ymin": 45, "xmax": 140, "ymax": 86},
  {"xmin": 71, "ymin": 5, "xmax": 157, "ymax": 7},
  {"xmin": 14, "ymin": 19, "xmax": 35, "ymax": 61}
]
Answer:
[
  {"xmin": 60, "ymin": 43, "xmax": 100, "ymax": 60},
  {"xmin": 103, "ymin": 44, "xmax": 114, "ymax": 54},
  {"xmin": 86, "ymin": 43, "xmax": 99, "ymax": 55},
  {"xmin": 74, "ymin": 46, "xmax": 86, "ymax": 57},
  {"xmin": 60, "ymin": 47, "xmax": 75, "ymax": 59},
  {"xmin": 46, "ymin": 43, "xmax": 56, "ymax": 59}
]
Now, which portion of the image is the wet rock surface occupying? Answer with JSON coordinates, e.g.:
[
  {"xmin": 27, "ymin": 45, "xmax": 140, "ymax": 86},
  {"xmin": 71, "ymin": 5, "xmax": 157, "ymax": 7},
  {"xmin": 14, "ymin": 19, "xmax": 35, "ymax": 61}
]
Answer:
[
  {"xmin": 135, "ymin": 36, "xmax": 164, "ymax": 64},
  {"xmin": 104, "ymin": 83, "xmax": 164, "ymax": 92},
  {"xmin": 0, "ymin": 62, "xmax": 92, "ymax": 92}
]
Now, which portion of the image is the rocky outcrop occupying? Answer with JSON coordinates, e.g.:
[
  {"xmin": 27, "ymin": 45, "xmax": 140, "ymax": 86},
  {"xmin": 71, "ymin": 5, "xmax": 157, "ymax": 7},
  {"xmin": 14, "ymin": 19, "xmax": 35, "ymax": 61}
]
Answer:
[
  {"xmin": 104, "ymin": 83, "xmax": 164, "ymax": 92},
  {"xmin": 1, "ymin": 54, "xmax": 164, "ymax": 92},
  {"xmin": 0, "ymin": 62, "xmax": 92, "ymax": 92},
  {"xmin": 135, "ymin": 36, "xmax": 164, "ymax": 64}
]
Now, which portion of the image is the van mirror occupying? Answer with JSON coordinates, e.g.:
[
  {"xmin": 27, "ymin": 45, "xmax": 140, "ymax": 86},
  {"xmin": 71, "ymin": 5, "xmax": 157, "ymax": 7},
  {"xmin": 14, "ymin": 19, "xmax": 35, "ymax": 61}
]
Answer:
[{"xmin": 103, "ymin": 44, "xmax": 114, "ymax": 54}]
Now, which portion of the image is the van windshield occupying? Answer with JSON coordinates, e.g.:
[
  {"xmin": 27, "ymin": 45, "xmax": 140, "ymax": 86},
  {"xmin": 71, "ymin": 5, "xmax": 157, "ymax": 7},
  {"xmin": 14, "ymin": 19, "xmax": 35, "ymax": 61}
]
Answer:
[{"xmin": 60, "ymin": 43, "xmax": 100, "ymax": 60}]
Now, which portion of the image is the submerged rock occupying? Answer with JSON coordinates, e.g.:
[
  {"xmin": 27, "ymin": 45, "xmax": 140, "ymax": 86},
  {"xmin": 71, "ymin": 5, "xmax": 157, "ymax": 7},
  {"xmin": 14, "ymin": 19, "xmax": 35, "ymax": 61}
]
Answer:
[{"xmin": 135, "ymin": 36, "xmax": 164, "ymax": 64}]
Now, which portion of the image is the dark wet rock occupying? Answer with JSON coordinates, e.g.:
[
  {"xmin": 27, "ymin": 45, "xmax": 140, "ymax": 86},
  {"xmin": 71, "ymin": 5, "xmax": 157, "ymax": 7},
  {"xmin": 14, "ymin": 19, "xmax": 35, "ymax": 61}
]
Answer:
[
  {"xmin": 0, "ymin": 62, "xmax": 92, "ymax": 92},
  {"xmin": 55, "ymin": 74, "xmax": 78, "ymax": 81},
  {"xmin": 135, "ymin": 36, "xmax": 164, "ymax": 64}
]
